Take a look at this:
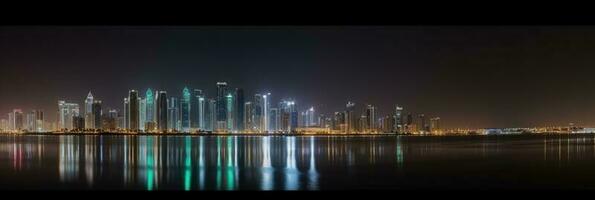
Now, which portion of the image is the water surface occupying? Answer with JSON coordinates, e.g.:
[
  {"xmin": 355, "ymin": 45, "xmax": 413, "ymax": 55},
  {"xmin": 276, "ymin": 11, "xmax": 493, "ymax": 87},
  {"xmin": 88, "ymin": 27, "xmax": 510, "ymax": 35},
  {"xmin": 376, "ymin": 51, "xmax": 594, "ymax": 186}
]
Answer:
[{"xmin": 1, "ymin": 134, "xmax": 595, "ymax": 190}]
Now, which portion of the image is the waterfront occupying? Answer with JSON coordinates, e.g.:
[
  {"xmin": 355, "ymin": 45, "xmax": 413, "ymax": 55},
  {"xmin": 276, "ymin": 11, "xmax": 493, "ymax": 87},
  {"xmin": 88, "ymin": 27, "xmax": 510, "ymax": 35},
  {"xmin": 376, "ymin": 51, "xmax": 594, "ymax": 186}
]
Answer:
[{"xmin": 2, "ymin": 134, "xmax": 595, "ymax": 190}]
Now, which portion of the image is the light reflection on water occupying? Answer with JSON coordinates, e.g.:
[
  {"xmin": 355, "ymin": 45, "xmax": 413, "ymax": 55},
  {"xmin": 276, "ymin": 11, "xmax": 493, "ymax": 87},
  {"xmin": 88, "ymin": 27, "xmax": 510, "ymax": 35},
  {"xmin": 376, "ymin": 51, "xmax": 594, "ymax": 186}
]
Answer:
[{"xmin": 3, "ymin": 134, "xmax": 595, "ymax": 189}]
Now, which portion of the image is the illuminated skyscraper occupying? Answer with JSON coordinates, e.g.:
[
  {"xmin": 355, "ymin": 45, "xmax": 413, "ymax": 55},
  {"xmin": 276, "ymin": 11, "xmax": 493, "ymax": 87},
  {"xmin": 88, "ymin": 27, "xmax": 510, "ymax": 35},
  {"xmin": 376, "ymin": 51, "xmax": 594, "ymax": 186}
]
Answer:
[
  {"xmin": 7, "ymin": 112, "xmax": 14, "ymax": 131},
  {"xmin": 34, "ymin": 110, "xmax": 44, "ymax": 132},
  {"xmin": 280, "ymin": 100, "xmax": 297, "ymax": 133},
  {"xmin": 226, "ymin": 92, "xmax": 234, "ymax": 131},
  {"xmin": 206, "ymin": 99, "xmax": 216, "ymax": 131},
  {"xmin": 191, "ymin": 89, "xmax": 203, "ymax": 131},
  {"xmin": 84, "ymin": 92, "xmax": 94, "ymax": 129},
  {"xmin": 346, "ymin": 102, "xmax": 356, "ymax": 133},
  {"xmin": 235, "ymin": 88, "xmax": 244, "ymax": 132},
  {"xmin": 181, "ymin": 87, "xmax": 191, "ymax": 133},
  {"xmin": 406, "ymin": 113, "xmax": 414, "ymax": 133},
  {"xmin": 168, "ymin": 97, "xmax": 180, "ymax": 132},
  {"xmin": 394, "ymin": 105, "xmax": 403, "ymax": 133},
  {"xmin": 26, "ymin": 111, "xmax": 35, "ymax": 131},
  {"xmin": 244, "ymin": 102, "xmax": 254, "ymax": 132},
  {"xmin": 253, "ymin": 94, "xmax": 264, "ymax": 132},
  {"xmin": 92, "ymin": 100, "xmax": 102, "ymax": 130},
  {"xmin": 139, "ymin": 97, "xmax": 146, "ymax": 131},
  {"xmin": 197, "ymin": 92, "xmax": 206, "ymax": 130},
  {"xmin": 58, "ymin": 101, "xmax": 79, "ymax": 130},
  {"xmin": 145, "ymin": 89, "xmax": 156, "ymax": 130},
  {"xmin": 306, "ymin": 107, "xmax": 315, "ymax": 127},
  {"xmin": 269, "ymin": 108, "xmax": 279, "ymax": 132},
  {"xmin": 128, "ymin": 90, "xmax": 139, "ymax": 131},
  {"xmin": 430, "ymin": 117, "xmax": 441, "ymax": 134},
  {"xmin": 418, "ymin": 114, "xmax": 427, "ymax": 133},
  {"xmin": 216, "ymin": 82, "xmax": 228, "ymax": 131},
  {"xmin": 263, "ymin": 93, "xmax": 270, "ymax": 132},
  {"xmin": 365, "ymin": 104, "xmax": 376, "ymax": 132},
  {"xmin": 156, "ymin": 91, "xmax": 168, "ymax": 132},
  {"xmin": 123, "ymin": 98, "xmax": 129, "ymax": 129}
]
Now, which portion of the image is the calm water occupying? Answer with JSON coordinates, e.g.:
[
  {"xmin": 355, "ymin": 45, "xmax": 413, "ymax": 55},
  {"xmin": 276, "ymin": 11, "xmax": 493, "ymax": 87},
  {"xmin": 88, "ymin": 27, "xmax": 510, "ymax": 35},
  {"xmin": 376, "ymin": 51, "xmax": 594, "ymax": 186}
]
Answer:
[{"xmin": 2, "ymin": 134, "xmax": 595, "ymax": 190}]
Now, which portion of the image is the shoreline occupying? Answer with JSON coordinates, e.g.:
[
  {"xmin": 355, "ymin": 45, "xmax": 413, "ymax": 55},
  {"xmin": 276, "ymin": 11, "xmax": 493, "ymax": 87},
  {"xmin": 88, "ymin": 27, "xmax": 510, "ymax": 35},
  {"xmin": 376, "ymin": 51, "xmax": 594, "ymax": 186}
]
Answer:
[{"xmin": 0, "ymin": 132, "xmax": 593, "ymax": 137}]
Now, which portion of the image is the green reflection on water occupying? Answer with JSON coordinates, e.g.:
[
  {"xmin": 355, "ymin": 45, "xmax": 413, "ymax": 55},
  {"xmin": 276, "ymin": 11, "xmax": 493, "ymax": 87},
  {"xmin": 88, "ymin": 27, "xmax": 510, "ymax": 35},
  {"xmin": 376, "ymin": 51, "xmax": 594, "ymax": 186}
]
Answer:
[{"xmin": 184, "ymin": 136, "xmax": 191, "ymax": 191}]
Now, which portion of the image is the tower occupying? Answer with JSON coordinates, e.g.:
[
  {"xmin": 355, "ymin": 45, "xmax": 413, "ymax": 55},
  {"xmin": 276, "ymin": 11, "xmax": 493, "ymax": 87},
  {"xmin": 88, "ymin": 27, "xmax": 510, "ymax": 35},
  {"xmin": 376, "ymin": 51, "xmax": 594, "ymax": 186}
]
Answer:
[
  {"xmin": 181, "ymin": 87, "xmax": 191, "ymax": 133},
  {"xmin": 84, "ymin": 91, "xmax": 94, "ymax": 129},
  {"xmin": 156, "ymin": 91, "xmax": 168, "ymax": 132},
  {"xmin": 128, "ymin": 90, "xmax": 139, "ymax": 131}
]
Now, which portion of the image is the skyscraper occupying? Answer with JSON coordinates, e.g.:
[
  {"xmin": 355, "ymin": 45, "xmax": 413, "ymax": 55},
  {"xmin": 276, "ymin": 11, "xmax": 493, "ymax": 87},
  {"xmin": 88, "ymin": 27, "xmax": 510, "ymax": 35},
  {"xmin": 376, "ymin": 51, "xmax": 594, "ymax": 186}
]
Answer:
[
  {"xmin": 34, "ymin": 110, "xmax": 44, "ymax": 132},
  {"xmin": 128, "ymin": 90, "xmax": 139, "ymax": 131},
  {"xmin": 92, "ymin": 100, "xmax": 102, "ymax": 130},
  {"xmin": 430, "ymin": 117, "xmax": 441, "ymax": 134},
  {"xmin": 306, "ymin": 107, "xmax": 315, "ymax": 127},
  {"xmin": 123, "ymin": 98, "xmax": 129, "ymax": 129},
  {"xmin": 191, "ymin": 89, "xmax": 203, "ymax": 131},
  {"xmin": 235, "ymin": 88, "xmax": 244, "ymax": 132},
  {"xmin": 216, "ymin": 82, "xmax": 228, "ymax": 131},
  {"xmin": 280, "ymin": 100, "xmax": 297, "ymax": 133},
  {"xmin": 84, "ymin": 92, "xmax": 94, "ymax": 129},
  {"xmin": 365, "ymin": 104, "xmax": 376, "ymax": 132},
  {"xmin": 206, "ymin": 99, "xmax": 216, "ymax": 131},
  {"xmin": 270, "ymin": 108, "xmax": 279, "ymax": 132},
  {"xmin": 253, "ymin": 94, "xmax": 263, "ymax": 132},
  {"xmin": 198, "ymin": 94, "xmax": 206, "ymax": 130},
  {"xmin": 244, "ymin": 102, "xmax": 254, "ymax": 132},
  {"xmin": 26, "ymin": 111, "xmax": 35, "ymax": 131},
  {"xmin": 156, "ymin": 91, "xmax": 168, "ymax": 132},
  {"xmin": 181, "ymin": 87, "xmax": 191, "ymax": 133},
  {"xmin": 139, "ymin": 97, "xmax": 146, "ymax": 131},
  {"xmin": 394, "ymin": 105, "xmax": 403, "ymax": 133},
  {"xmin": 168, "ymin": 97, "xmax": 179, "ymax": 132},
  {"xmin": 418, "ymin": 114, "xmax": 427, "ymax": 133},
  {"xmin": 145, "ymin": 89, "xmax": 156, "ymax": 130},
  {"xmin": 346, "ymin": 102, "xmax": 356, "ymax": 133},
  {"xmin": 263, "ymin": 93, "xmax": 270, "ymax": 132},
  {"xmin": 226, "ymin": 92, "xmax": 234, "ymax": 131},
  {"xmin": 58, "ymin": 101, "xmax": 79, "ymax": 130}
]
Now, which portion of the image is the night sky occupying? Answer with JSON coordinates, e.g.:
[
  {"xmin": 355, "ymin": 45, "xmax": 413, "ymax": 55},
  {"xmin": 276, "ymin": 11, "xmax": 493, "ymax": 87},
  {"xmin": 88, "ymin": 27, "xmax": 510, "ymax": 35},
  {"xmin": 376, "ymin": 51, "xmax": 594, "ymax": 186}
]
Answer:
[{"xmin": 2, "ymin": 26, "xmax": 595, "ymax": 129}]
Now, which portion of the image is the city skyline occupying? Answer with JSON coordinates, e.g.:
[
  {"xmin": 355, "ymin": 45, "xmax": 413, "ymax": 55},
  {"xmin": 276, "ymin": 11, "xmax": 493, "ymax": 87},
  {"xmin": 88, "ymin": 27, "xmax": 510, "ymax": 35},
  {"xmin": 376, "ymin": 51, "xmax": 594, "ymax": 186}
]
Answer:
[{"xmin": 3, "ymin": 27, "xmax": 595, "ymax": 129}]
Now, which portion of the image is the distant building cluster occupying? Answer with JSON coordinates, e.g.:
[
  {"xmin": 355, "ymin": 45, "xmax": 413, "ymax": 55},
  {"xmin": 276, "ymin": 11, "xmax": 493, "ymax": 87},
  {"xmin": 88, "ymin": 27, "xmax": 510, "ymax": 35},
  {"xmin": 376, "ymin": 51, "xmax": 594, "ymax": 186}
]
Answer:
[{"xmin": 0, "ymin": 81, "xmax": 445, "ymax": 134}]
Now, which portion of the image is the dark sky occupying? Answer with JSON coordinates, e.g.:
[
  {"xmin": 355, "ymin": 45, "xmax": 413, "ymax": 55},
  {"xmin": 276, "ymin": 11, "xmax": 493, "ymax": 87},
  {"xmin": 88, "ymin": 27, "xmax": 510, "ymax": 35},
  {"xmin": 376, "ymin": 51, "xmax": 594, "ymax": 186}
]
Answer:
[{"xmin": 2, "ymin": 26, "xmax": 595, "ymax": 129}]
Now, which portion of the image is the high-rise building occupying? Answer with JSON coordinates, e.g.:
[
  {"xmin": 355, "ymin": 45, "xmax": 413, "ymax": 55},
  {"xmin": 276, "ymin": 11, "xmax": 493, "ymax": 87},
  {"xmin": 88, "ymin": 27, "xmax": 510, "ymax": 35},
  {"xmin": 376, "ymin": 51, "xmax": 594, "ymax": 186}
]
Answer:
[
  {"xmin": 128, "ymin": 90, "xmax": 139, "ymax": 131},
  {"xmin": 406, "ymin": 113, "xmax": 414, "ymax": 133},
  {"xmin": 306, "ymin": 107, "xmax": 316, "ymax": 127},
  {"xmin": 253, "ymin": 94, "xmax": 263, "ymax": 132},
  {"xmin": 346, "ymin": 102, "xmax": 356, "ymax": 133},
  {"xmin": 123, "ymin": 98, "xmax": 129, "ymax": 129},
  {"xmin": 206, "ymin": 99, "xmax": 216, "ymax": 131},
  {"xmin": 181, "ymin": 87, "xmax": 191, "ymax": 133},
  {"xmin": 84, "ymin": 92, "xmax": 94, "ymax": 129},
  {"xmin": 168, "ymin": 97, "xmax": 180, "ymax": 132},
  {"xmin": 216, "ymin": 82, "xmax": 228, "ymax": 131},
  {"xmin": 226, "ymin": 92, "xmax": 234, "ymax": 131},
  {"xmin": 197, "ymin": 93, "xmax": 206, "ymax": 130},
  {"xmin": 235, "ymin": 88, "xmax": 245, "ymax": 132},
  {"xmin": 394, "ymin": 105, "xmax": 403, "ymax": 133},
  {"xmin": 0, "ymin": 119, "xmax": 7, "ymax": 131},
  {"xmin": 139, "ymin": 97, "xmax": 146, "ymax": 131},
  {"xmin": 92, "ymin": 100, "xmax": 102, "ymax": 130},
  {"xmin": 430, "ymin": 117, "xmax": 441, "ymax": 134},
  {"xmin": 418, "ymin": 114, "xmax": 427, "ymax": 133},
  {"xmin": 73, "ymin": 115, "xmax": 85, "ymax": 131},
  {"xmin": 365, "ymin": 104, "xmax": 376, "ymax": 132},
  {"xmin": 191, "ymin": 89, "xmax": 203, "ymax": 131},
  {"xmin": 269, "ymin": 108, "xmax": 279, "ymax": 132},
  {"xmin": 244, "ymin": 102, "xmax": 254, "ymax": 132},
  {"xmin": 58, "ymin": 101, "xmax": 79, "ymax": 130},
  {"xmin": 279, "ymin": 100, "xmax": 297, "ymax": 133},
  {"xmin": 7, "ymin": 112, "xmax": 14, "ymax": 131},
  {"xmin": 156, "ymin": 91, "xmax": 168, "ymax": 132},
  {"xmin": 102, "ymin": 109, "xmax": 117, "ymax": 131},
  {"xmin": 263, "ymin": 93, "xmax": 270, "ymax": 132},
  {"xmin": 26, "ymin": 111, "xmax": 35, "ymax": 131},
  {"xmin": 318, "ymin": 114, "xmax": 326, "ymax": 128},
  {"xmin": 34, "ymin": 110, "xmax": 44, "ymax": 132},
  {"xmin": 145, "ymin": 89, "xmax": 156, "ymax": 124},
  {"xmin": 359, "ymin": 115, "xmax": 368, "ymax": 132}
]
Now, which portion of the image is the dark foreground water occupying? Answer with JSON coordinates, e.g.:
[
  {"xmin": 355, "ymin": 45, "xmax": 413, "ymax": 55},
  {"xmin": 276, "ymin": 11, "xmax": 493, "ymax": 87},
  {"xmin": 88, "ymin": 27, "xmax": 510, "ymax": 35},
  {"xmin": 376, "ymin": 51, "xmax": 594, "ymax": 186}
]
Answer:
[{"xmin": 1, "ymin": 134, "xmax": 595, "ymax": 190}]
